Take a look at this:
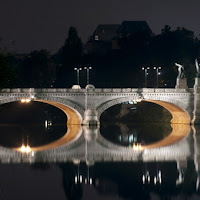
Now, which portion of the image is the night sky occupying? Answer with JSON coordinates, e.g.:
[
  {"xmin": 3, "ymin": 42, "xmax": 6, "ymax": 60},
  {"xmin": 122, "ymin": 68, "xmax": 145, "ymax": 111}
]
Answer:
[{"xmin": 0, "ymin": 0, "xmax": 200, "ymax": 53}]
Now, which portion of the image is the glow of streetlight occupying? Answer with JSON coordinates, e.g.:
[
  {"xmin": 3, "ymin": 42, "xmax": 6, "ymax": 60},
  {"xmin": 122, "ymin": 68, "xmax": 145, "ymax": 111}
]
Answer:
[
  {"xmin": 20, "ymin": 144, "xmax": 31, "ymax": 153},
  {"xmin": 84, "ymin": 66, "xmax": 92, "ymax": 70},
  {"xmin": 20, "ymin": 98, "xmax": 31, "ymax": 103},
  {"xmin": 133, "ymin": 143, "xmax": 142, "ymax": 151}
]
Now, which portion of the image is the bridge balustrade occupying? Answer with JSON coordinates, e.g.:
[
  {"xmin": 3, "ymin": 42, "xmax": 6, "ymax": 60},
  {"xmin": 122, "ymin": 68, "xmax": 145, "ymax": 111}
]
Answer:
[{"xmin": 0, "ymin": 87, "xmax": 192, "ymax": 94}]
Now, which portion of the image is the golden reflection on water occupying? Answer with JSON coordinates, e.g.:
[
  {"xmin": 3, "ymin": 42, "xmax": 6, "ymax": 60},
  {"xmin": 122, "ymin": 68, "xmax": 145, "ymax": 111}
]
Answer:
[
  {"xmin": 141, "ymin": 124, "xmax": 191, "ymax": 149},
  {"xmin": 15, "ymin": 123, "xmax": 191, "ymax": 152},
  {"xmin": 15, "ymin": 124, "xmax": 82, "ymax": 152}
]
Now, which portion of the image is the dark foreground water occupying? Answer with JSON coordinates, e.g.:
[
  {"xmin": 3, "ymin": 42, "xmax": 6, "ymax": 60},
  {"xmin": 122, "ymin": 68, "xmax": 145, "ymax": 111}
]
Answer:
[
  {"xmin": 0, "ymin": 160, "xmax": 199, "ymax": 200},
  {"xmin": 0, "ymin": 102, "xmax": 199, "ymax": 199}
]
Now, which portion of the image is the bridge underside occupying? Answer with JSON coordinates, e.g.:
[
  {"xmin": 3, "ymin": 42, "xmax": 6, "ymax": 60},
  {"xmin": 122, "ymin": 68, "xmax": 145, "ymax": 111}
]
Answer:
[
  {"xmin": 146, "ymin": 100, "xmax": 191, "ymax": 124},
  {"xmin": 35, "ymin": 100, "xmax": 82, "ymax": 125}
]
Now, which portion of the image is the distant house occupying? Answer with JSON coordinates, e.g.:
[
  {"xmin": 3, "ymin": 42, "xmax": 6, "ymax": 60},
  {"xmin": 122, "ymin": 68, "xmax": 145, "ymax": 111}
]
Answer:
[
  {"xmin": 85, "ymin": 24, "xmax": 120, "ymax": 55},
  {"xmin": 84, "ymin": 21, "xmax": 153, "ymax": 55},
  {"xmin": 91, "ymin": 24, "xmax": 120, "ymax": 41}
]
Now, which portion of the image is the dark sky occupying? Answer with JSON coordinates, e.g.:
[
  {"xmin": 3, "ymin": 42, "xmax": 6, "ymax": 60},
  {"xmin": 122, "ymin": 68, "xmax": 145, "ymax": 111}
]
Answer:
[{"xmin": 0, "ymin": 0, "xmax": 200, "ymax": 54}]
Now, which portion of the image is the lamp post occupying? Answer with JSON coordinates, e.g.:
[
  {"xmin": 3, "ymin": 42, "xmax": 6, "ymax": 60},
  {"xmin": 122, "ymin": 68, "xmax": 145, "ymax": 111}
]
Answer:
[
  {"xmin": 154, "ymin": 66, "xmax": 161, "ymax": 88},
  {"xmin": 84, "ymin": 65, "xmax": 92, "ymax": 85},
  {"xmin": 74, "ymin": 67, "xmax": 82, "ymax": 85},
  {"xmin": 142, "ymin": 67, "xmax": 150, "ymax": 88}
]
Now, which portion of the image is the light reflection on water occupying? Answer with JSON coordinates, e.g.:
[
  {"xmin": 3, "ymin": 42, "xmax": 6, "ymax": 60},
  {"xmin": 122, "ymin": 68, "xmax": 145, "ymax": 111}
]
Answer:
[
  {"xmin": 0, "ymin": 101, "xmax": 199, "ymax": 199},
  {"xmin": 0, "ymin": 124, "xmax": 199, "ymax": 199}
]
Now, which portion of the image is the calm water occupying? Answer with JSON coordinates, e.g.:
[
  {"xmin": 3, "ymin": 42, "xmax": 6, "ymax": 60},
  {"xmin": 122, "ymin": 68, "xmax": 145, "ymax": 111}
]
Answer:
[{"xmin": 0, "ymin": 102, "xmax": 199, "ymax": 200}]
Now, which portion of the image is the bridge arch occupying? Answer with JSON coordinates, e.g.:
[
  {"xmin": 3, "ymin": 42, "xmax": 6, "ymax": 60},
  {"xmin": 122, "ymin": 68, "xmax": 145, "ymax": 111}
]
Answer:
[
  {"xmin": 97, "ymin": 96, "xmax": 191, "ymax": 124},
  {"xmin": 0, "ymin": 96, "xmax": 84, "ymax": 125}
]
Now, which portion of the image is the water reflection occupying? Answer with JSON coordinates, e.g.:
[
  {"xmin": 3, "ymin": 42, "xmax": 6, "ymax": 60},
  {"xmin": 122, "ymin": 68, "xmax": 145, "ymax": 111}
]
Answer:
[
  {"xmin": 10, "ymin": 122, "xmax": 190, "ymax": 166},
  {"xmin": 0, "ymin": 101, "xmax": 67, "ymax": 148},
  {"xmin": 11, "ymin": 122, "xmax": 190, "ymax": 154},
  {"xmin": 100, "ymin": 123, "xmax": 173, "ymax": 147},
  {"xmin": 0, "ymin": 160, "xmax": 199, "ymax": 200},
  {"xmin": 0, "ymin": 124, "xmax": 67, "ymax": 148},
  {"xmin": 0, "ymin": 101, "xmax": 198, "ymax": 199},
  {"xmin": 0, "ymin": 125, "xmax": 199, "ymax": 199}
]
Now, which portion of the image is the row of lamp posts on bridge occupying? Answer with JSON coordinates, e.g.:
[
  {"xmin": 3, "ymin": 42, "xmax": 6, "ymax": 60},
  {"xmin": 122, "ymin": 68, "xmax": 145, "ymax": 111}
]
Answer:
[
  {"xmin": 75, "ymin": 65, "xmax": 161, "ymax": 88},
  {"xmin": 74, "ymin": 65, "xmax": 92, "ymax": 86},
  {"xmin": 142, "ymin": 66, "xmax": 161, "ymax": 88}
]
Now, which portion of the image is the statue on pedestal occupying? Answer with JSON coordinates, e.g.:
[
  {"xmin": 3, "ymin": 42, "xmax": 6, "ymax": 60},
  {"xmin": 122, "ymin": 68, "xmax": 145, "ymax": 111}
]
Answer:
[
  {"xmin": 175, "ymin": 63, "xmax": 188, "ymax": 89},
  {"xmin": 195, "ymin": 59, "xmax": 200, "ymax": 78},
  {"xmin": 175, "ymin": 63, "xmax": 185, "ymax": 79}
]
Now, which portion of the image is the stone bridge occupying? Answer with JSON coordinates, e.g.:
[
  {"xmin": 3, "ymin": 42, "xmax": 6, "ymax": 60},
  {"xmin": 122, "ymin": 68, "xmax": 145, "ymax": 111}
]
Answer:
[
  {"xmin": 0, "ymin": 78, "xmax": 200, "ymax": 164},
  {"xmin": 0, "ymin": 84, "xmax": 199, "ymax": 125}
]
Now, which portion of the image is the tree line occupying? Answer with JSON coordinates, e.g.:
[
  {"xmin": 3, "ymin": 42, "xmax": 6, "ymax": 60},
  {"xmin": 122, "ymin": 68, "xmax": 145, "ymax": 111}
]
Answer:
[{"xmin": 0, "ymin": 25, "xmax": 200, "ymax": 88}]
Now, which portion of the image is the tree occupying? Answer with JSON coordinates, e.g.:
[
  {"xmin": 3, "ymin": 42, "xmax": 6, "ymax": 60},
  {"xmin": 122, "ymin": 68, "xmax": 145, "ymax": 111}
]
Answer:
[
  {"xmin": 0, "ymin": 53, "xmax": 16, "ymax": 88},
  {"xmin": 18, "ymin": 50, "xmax": 56, "ymax": 87},
  {"xmin": 56, "ymin": 27, "xmax": 83, "ymax": 87},
  {"xmin": 61, "ymin": 27, "xmax": 82, "ymax": 66}
]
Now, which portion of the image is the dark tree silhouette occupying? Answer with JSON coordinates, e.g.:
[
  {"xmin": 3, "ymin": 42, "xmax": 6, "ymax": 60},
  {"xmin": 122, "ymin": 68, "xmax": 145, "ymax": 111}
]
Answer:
[{"xmin": 56, "ymin": 27, "xmax": 83, "ymax": 87}]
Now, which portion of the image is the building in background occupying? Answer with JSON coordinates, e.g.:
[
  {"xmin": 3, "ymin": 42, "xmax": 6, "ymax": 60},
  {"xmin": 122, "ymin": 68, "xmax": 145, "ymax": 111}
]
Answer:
[{"xmin": 85, "ymin": 21, "xmax": 152, "ymax": 55}]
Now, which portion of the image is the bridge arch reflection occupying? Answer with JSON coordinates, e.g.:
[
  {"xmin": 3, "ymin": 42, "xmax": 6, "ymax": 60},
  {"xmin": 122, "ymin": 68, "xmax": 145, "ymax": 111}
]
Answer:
[
  {"xmin": 13, "ymin": 122, "xmax": 190, "ymax": 154},
  {"xmin": 0, "ymin": 122, "xmax": 191, "ymax": 163},
  {"xmin": 15, "ymin": 124, "xmax": 82, "ymax": 151}
]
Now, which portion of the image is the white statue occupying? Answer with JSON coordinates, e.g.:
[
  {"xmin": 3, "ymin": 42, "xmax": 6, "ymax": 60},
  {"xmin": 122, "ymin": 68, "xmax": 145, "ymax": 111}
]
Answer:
[
  {"xmin": 195, "ymin": 59, "xmax": 200, "ymax": 77},
  {"xmin": 175, "ymin": 63, "xmax": 185, "ymax": 78}
]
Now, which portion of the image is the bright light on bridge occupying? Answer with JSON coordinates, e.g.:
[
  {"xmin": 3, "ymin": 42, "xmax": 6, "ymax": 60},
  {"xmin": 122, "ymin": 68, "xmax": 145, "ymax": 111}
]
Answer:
[
  {"xmin": 20, "ymin": 144, "xmax": 31, "ymax": 153},
  {"xmin": 20, "ymin": 98, "xmax": 31, "ymax": 103},
  {"xmin": 133, "ymin": 143, "xmax": 142, "ymax": 151}
]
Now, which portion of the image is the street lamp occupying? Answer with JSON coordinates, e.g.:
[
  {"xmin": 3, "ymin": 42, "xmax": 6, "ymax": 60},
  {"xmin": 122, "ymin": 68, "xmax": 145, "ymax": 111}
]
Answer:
[
  {"xmin": 74, "ymin": 67, "xmax": 82, "ymax": 85},
  {"xmin": 142, "ymin": 67, "xmax": 150, "ymax": 88},
  {"xmin": 154, "ymin": 66, "xmax": 161, "ymax": 88},
  {"xmin": 84, "ymin": 65, "xmax": 92, "ymax": 85}
]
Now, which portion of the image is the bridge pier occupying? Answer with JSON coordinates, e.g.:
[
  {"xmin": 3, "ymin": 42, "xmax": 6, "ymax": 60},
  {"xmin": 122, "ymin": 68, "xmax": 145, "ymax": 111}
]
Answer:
[
  {"xmin": 82, "ymin": 109, "xmax": 100, "ymax": 126},
  {"xmin": 193, "ymin": 78, "xmax": 200, "ymax": 124}
]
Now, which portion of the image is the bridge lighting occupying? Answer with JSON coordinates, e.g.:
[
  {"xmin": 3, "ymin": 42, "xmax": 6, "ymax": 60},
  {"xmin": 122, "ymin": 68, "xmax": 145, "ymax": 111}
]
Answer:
[
  {"xmin": 133, "ymin": 143, "xmax": 142, "ymax": 151},
  {"xmin": 84, "ymin": 65, "xmax": 92, "ymax": 85},
  {"xmin": 20, "ymin": 98, "xmax": 31, "ymax": 103},
  {"xmin": 20, "ymin": 144, "xmax": 31, "ymax": 153},
  {"xmin": 20, "ymin": 144, "xmax": 26, "ymax": 152},
  {"xmin": 154, "ymin": 66, "xmax": 162, "ymax": 87},
  {"xmin": 74, "ymin": 67, "xmax": 82, "ymax": 85},
  {"xmin": 136, "ymin": 99, "xmax": 142, "ymax": 103},
  {"xmin": 25, "ymin": 99, "xmax": 31, "ymax": 103},
  {"xmin": 142, "ymin": 67, "xmax": 150, "ymax": 87}
]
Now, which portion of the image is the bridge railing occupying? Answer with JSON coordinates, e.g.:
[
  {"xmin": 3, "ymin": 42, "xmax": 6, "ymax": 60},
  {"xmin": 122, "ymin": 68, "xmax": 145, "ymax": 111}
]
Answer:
[{"xmin": 0, "ymin": 88, "xmax": 191, "ymax": 93}]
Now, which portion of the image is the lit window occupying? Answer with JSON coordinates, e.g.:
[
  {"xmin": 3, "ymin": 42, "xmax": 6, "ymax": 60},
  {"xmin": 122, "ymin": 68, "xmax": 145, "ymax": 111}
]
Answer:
[{"xmin": 95, "ymin": 35, "xmax": 99, "ymax": 40}]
